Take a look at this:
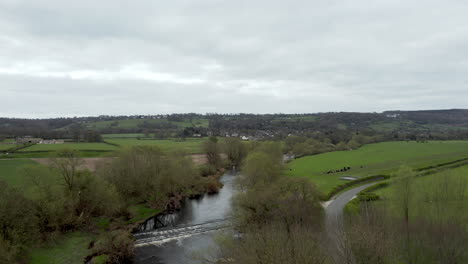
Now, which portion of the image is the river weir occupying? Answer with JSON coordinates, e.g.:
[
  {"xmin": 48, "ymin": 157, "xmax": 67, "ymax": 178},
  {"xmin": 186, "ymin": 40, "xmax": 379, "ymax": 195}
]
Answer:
[{"xmin": 133, "ymin": 171, "xmax": 237, "ymax": 264}]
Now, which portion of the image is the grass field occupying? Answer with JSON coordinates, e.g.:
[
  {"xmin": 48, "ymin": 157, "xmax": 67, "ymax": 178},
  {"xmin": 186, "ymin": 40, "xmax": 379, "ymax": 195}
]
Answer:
[
  {"xmin": 0, "ymin": 159, "xmax": 62, "ymax": 200},
  {"xmin": 102, "ymin": 133, "xmax": 146, "ymax": 138},
  {"xmin": 18, "ymin": 143, "xmax": 118, "ymax": 152},
  {"xmin": 106, "ymin": 138, "xmax": 206, "ymax": 153},
  {"xmin": 0, "ymin": 159, "xmax": 38, "ymax": 188},
  {"xmin": 0, "ymin": 151, "xmax": 114, "ymax": 159},
  {"xmin": 374, "ymin": 164, "xmax": 468, "ymax": 198},
  {"xmin": 0, "ymin": 143, "xmax": 17, "ymax": 151},
  {"xmin": 1, "ymin": 137, "xmax": 208, "ymax": 158},
  {"xmin": 28, "ymin": 232, "xmax": 95, "ymax": 264},
  {"xmin": 127, "ymin": 204, "xmax": 161, "ymax": 224},
  {"xmin": 286, "ymin": 141, "xmax": 468, "ymax": 193}
]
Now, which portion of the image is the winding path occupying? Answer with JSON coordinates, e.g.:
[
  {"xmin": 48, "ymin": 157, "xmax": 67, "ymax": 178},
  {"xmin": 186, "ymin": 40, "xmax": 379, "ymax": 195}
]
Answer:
[{"xmin": 324, "ymin": 181, "xmax": 382, "ymax": 264}]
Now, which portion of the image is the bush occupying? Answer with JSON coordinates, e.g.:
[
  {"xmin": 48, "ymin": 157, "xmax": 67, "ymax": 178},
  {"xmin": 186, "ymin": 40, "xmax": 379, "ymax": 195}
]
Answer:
[
  {"xmin": 198, "ymin": 164, "xmax": 217, "ymax": 177},
  {"xmin": 0, "ymin": 182, "xmax": 39, "ymax": 258},
  {"xmin": 91, "ymin": 254, "xmax": 109, "ymax": 264},
  {"xmin": 0, "ymin": 237, "xmax": 19, "ymax": 264},
  {"xmin": 357, "ymin": 192, "xmax": 380, "ymax": 202},
  {"xmin": 93, "ymin": 230, "xmax": 134, "ymax": 264},
  {"xmin": 205, "ymin": 176, "xmax": 222, "ymax": 194}
]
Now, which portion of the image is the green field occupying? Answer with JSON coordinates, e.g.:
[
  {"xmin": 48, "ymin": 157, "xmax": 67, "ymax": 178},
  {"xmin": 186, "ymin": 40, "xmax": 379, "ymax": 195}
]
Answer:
[
  {"xmin": 0, "ymin": 137, "xmax": 209, "ymax": 158},
  {"xmin": 106, "ymin": 138, "xmax": 206, "ymax": 153},
  {"xmin": 28, "ymin": 232, "xmax": 95, "ymax": 264},
  {"xmin": 374, "ymin": 164, "xmax": 468, "ymax": 198},
  {"xmin": 0, "ymin": 159, "xmax": 38, "ymax": 188},
  {"xmin": 18, "ymin": 143, "xmax": 118, "ymax": 152},
  {"xmin": 102, "ymin": 133, "xmax": 146, "ymax": 138},
  {"xmin": 0, "ymin": 159, "xmax": 62, "ymax": 199},
  {"xmin": 0, "ymin": 143, "xmax": 17, "ymax": 151},
  {"xmin": 286, "ymin": 141, "xmax": 468, "ymax": 193}
]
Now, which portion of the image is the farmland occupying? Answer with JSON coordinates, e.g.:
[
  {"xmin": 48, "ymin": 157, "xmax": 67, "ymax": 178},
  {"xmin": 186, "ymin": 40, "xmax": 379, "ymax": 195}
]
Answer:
[
  {"xmin": 0, "ymin": 143, "xmax": 16, "ymax": 151},
  {"xmin": 102, "ymin": 133, "xmax": 146, "ymax": 138},
  {"xmin": 18, "ymin": 143, "xmax": 118, "ymax": 152},
  {"xmin": 105, "ymin": 138, "xmax": 206, "ymax": 154},
  {"xmin": 373, "ymin": 164, "xmax": 468, "ymax": 198},
  {"xmin": 0, "ymin": 137, "xmax": 208, "ymax": 158},
  {"xmin": 28, "ymin": 232, "xmax": 96, "ymax": 264},
  {"xmin": 0, "ymin": 159, "xmax": 38, "ymax": 188},
  {"xmin": 286, "ymin": 141, "xmax": 468, "ymax": 193}
]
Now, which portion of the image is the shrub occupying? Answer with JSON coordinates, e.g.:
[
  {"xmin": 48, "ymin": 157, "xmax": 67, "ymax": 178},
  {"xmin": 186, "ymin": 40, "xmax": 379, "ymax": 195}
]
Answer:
[
  {"xmin": 205, "ymin": 176, "xmax": 222, "ymax": 194},
  {"xmin": 93, "ymin": 230, "xmax": 134, "ymax": 264},
  {"xmin": 92, "ymin": 254, "xmax": 109, "ymax": 264},
  {"xmin": 198, "ymin": 164, "xmax": 217, "ymax": 176},
  {"xmin": 357, "ymin": 192, "xmax": 380, "ymax": 202}
]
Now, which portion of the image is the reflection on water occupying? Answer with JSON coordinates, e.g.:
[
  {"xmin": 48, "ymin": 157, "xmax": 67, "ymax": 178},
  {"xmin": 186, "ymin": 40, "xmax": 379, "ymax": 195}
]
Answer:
[{"xmin": 134, "ymin": 172, "xmax": 237, "ymax": 264}]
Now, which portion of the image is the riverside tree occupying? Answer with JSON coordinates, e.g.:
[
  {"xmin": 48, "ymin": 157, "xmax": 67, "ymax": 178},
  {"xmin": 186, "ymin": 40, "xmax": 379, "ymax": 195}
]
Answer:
[
  {"xmin": 222, "ymin": 137, "xmax": 247, "ymax": 167},
  {"xmin": 203, "ymin": 136, "xmax": 221, "ymax": 168},
  {"xmin": 212, "ymin": 143, "xmax": 329, "ymax": 264}
]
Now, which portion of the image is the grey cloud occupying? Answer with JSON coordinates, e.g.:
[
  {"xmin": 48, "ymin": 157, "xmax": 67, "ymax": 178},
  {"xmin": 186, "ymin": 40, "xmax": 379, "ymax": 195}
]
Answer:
[{"xmin": 0, "ymin": 0, "xmax": 467, "ymax": 117}]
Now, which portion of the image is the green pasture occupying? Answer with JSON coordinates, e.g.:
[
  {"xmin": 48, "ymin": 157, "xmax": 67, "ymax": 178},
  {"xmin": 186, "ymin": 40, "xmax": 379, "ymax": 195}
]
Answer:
[
  {"xmin": 0, "ymin": 151, "xmax": 113, "ymax": 159},
  {"xmin": 374, "ymin": 164, "xmax": 468, "ymax": 198},
  {"xmin": 127, "ymin": 204, "xmax": 161, "ymax": 224},
  {"xmin": 102, "ymin": 133, "xmax": 146, "ymax": 138},
  {"xmin": 106, "ymin": 138, "xmax": 206, "ymax": 154},
  {"xmin": 0, "ymin": 143, "xmax": 17, "ymax": 151},
  {"xmin": 28, "ymin": 232, "xmax": 95, "ymax": 264},
  {"xmin": 18, "ymin": 143, "xmax": 118, "ymax": 152},
  {"xmin": 0, "ymin": 159, "xmax": 62, "ymax": 198},
  {"xmin": 359, "ymin": 164, "xmax": 468, "ymax": 225},
  {"xmin": 0, "ymin": 159, "xmax": 38, "ymax": 188},
  {"xmin": 286, "ymin": 141, "xmax": 468, "ymax": 193}
]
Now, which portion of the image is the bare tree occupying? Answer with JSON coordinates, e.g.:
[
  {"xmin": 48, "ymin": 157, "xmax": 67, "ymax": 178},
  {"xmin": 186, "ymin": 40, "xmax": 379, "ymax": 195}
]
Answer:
[{"xmin": 52, "ymin": 149, "xmax": 83, "ymax": 192}]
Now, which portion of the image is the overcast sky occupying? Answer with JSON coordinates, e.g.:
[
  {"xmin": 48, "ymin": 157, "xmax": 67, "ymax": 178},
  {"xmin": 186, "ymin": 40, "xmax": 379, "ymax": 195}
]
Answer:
[{"xmin": 1, "ymin": 0, "xmax": 467, "ymax": 118}]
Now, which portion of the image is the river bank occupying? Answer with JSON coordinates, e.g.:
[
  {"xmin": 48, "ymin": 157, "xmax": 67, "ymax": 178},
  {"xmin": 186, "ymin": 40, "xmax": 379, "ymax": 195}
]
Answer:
[
  {"xmin": 133, "ymin": 171, "xmax": 237, "ymax": 264},
  {"xmin": 82, "ymin": 166, "xmax": 227, "ymax": 263}
]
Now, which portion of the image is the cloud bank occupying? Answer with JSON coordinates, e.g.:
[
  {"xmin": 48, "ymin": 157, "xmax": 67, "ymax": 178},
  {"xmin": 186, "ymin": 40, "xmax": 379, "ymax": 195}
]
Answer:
[{"xmin": 1, "ymin": 0, "xmax": 467, "ymax": 117}]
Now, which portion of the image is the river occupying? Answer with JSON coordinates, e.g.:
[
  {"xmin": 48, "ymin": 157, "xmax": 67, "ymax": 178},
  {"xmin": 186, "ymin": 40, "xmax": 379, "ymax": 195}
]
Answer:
[{"xmin": 133, "ymin": 171, "xmax": 237, "ymax": 264}]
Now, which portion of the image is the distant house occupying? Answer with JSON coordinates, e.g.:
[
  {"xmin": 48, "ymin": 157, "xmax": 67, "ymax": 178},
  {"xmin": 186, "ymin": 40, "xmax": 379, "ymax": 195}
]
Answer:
[
  {"xmin": 192, "ymin": 134, "xmax": 202, "ymax": 137},
  {"xmin": 39, "ymin": 139, "xmax": 65, "ymax": 144},
  {"xmin": 16, "ymin": 137, "xmax": 43, "ymax": 144},
  {"xmin": 241, "ymin": 136, "xmax": 250, "ymax": 141}
]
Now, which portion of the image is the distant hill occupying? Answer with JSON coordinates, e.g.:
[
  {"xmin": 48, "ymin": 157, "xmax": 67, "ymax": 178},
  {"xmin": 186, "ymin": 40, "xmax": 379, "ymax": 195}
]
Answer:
[{"xmin": 0, "ymin": 110, "xmax": 467, "ymax": 140}]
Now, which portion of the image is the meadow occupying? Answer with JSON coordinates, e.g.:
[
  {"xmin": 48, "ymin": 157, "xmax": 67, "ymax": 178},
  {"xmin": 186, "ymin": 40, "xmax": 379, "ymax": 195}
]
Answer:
[
  {"xmin": 0, "ymin": 159, "xmax": 38, "ymax": 188},
  {"xmin": 373, "ymin": 164, "xmax": 468, "ymax": 198},
  {"xmin": 18, "ymin": 143, "xmax": 118, "ymax": 152},
  {"xmin": 28, "ymin": 232, "xmax": 95, "ymax": 264},
  {"xmin": 105, "ymin": 138, "xmax": 206, "ymax": 154},
  {"xmin": 0, "ymin": 143, "xmax": 16, "ymax": 151},
  {"xmin": 102, "ymin": 133, "xmax": 146, "ymax": 138},
  {"xmin": 286, "ymin": 141, "xmax": 468, "ymax": 193}
]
